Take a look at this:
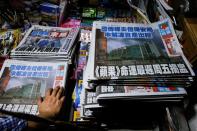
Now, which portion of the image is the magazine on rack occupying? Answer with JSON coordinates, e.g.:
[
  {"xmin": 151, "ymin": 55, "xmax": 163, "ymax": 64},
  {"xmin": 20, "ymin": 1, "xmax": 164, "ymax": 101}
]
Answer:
[
  {"xmin": 0, "ymin": 59, "xmax": 68, "ymax": 115},
  {"xmin": 85, "ymin": 18, "xmax": 194, "ymax": 88},
  {"xmin": 96, "ymin": 86, "xmax": 187, "ymax": 101},
  {"xmin": 11, "ymin": 25, "xmax": 79, "ymax": 61}
]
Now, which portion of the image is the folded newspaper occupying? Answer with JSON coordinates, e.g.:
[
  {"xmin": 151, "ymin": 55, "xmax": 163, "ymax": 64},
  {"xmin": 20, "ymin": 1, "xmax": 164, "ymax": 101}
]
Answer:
[
  {"xmin": 96, "ymin": 86, "xmax": 187, "ymax": 101},
  {"xmin": 0, "ymin": 59, "xmax": 68, "ymax": 115}
]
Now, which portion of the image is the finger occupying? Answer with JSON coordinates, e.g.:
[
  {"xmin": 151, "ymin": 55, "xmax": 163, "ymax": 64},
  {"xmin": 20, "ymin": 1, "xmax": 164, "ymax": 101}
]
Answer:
[
  {"xmin": 60, "ymin": 96, "xmax": 65, "ymax": 103},
  {"xmin": 56, "ymin": 87, "xmax": 64, "ymax": 99},
  {"xmin": 46, "ymin": 88, "xmax": 53, "ymax": 96},
  {"xmin": 37, "ymin": 96, "xmax": 43, "ymax": 106},
  {"xmin": 51, "ymin": 86, "xmax": 60, "ymax": 97}
]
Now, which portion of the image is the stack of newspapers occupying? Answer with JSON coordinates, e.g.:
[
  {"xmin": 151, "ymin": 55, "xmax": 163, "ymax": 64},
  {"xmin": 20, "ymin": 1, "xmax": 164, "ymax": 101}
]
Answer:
[
  {"xmin": 80, "ymin": 86, "xmax": 187, "ymax": 119},
  {"xmin": 10, "ymin": 25, "xmax": 79, "ymax": 63},
  {"xmin": 84, "ymin": 18, "xmax": 194, "ymax": 88},
  {"xmin": 0, "ymin": 25, "xmax": 79, "ymax": 115},
  {"xmin": 80, "ymin": 18, "xmax": 195, "ymax": 119},
  {"xmin": 84, "ymin": 19, "xmax": 194, "ymax": 88}
]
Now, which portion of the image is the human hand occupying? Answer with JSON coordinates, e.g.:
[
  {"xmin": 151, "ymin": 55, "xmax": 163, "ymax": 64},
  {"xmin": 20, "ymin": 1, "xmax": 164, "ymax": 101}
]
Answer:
[{"xmin": 37, "ymin": 87, "xmax": 65, "ymax": 120}]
